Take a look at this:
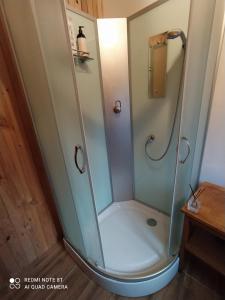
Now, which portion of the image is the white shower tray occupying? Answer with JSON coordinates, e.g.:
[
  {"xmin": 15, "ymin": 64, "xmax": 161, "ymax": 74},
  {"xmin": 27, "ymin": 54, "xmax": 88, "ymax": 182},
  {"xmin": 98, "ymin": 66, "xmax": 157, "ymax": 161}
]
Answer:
[{"xmin": 98, "ymin": 200, "xmax": 171, "ymax": 278}]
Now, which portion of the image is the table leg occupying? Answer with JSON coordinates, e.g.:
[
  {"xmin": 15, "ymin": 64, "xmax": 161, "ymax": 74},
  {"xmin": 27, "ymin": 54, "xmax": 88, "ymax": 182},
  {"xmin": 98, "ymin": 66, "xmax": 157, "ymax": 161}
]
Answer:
[{"xmin": 179, "ymin": 215, "xmax": 190, "ymax": 271}]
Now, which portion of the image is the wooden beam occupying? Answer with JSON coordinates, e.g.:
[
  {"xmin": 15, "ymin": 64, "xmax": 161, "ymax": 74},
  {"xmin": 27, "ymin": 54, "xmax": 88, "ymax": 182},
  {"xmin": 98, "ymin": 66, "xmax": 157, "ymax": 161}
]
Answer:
[{"xmin": 81, "ymin": 0, "xmax": 103, "ymax": 18}]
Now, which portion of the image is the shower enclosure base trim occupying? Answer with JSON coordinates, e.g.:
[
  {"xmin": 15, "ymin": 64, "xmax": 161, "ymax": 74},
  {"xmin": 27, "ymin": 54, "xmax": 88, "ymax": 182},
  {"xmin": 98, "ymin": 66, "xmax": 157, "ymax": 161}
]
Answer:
[{"xmin": 64, "ymin": 239, "xmax": 179, "ymax": 297}]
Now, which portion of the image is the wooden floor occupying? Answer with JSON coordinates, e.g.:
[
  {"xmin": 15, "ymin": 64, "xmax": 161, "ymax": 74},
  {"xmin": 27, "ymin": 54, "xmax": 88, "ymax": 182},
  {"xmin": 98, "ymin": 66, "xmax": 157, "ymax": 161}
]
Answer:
[{"xmin": 0, "ymin": 242, "xmax": 224, "ymax": 300}]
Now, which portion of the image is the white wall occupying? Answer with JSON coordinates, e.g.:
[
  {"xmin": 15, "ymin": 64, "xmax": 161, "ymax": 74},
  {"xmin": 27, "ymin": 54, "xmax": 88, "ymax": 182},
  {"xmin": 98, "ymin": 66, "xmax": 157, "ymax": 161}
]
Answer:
[
  {"xmin": 200, "ymin": 32, "xmax": 225, "ymax": 186},
  {"xmin": 98, "ymin": 19, "xmax": 133, "ymax": 202},
  {"xmin": 102, "ymin": 0, "xmax": 156, "ymax": 18}
]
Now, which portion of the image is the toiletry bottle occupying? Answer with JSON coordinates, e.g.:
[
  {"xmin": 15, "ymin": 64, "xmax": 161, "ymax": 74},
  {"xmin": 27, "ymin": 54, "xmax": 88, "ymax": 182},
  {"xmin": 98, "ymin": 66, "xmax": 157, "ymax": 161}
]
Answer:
[{"xmin": 77, "ymin": 26, "xmax": 88, "ymax": 56}]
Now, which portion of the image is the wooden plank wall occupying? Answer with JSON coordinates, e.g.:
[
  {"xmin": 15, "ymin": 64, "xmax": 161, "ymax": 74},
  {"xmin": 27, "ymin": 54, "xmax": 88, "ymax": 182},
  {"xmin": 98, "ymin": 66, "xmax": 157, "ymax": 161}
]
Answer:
[
  {"xmin": 66, "ymin": 0, "xmax": 103, "ymax": 18},
  {"xmin": 0, "ymin": 14, "xmax": 61, "ymax": 284}
]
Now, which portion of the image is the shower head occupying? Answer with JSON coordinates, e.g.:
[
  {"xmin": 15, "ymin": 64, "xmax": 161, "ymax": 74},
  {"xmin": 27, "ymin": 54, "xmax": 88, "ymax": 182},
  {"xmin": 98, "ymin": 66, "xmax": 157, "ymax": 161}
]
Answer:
[{"xmin": 166, "ymin": 29, "xmax": 186, "ymax": 48}]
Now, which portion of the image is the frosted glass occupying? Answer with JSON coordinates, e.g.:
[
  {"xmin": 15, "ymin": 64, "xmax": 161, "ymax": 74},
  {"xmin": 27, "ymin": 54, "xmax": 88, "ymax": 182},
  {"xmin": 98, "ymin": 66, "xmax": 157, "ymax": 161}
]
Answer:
[
  {"xmin": 129, "ymin": 0, "xmax": 190, "ymax": 214},
  {"xmin": 32, "ymin": 0, "xmax": 104, "ymax": 267},
  {"xmin": 67, "ymin": 10, "xmax": 112, "ymax": 214},
  {"xmin": 169, "ymin": 0, "xmax": 222, "ymax": 255},
  {"xmin": 2, "ymin": 0, "xmax": 104, "ymax": 267}
]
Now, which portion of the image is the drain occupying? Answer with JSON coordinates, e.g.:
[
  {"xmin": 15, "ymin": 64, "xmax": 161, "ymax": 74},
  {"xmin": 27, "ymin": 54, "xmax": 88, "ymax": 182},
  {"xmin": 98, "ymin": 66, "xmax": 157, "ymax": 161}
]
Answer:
[{"xmin": 147, "ymin": 218, "xmax": 157, "ymax": 227}]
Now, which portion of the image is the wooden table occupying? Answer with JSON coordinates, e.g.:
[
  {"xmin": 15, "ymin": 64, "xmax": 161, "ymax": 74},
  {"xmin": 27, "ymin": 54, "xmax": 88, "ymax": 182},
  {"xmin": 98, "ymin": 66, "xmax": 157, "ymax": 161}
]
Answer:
[{"xmin": 180, "ymin": 182, "xmax": 225, "ymax": 276}]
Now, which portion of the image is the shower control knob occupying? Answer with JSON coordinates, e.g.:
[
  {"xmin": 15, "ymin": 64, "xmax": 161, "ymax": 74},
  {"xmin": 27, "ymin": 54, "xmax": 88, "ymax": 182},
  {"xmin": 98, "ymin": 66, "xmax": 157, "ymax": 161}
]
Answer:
[
  {"xmin": 113, "ymin": 100, "xmax": 122, "ymax": 114},
  {"xmin": 147, "ymin": 135, "xmax": 155, "ymax": 143}
]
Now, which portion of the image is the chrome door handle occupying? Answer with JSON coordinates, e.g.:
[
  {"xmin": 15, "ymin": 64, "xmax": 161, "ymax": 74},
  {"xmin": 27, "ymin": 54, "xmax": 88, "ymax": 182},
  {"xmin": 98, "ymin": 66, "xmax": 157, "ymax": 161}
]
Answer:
[
  {"xmin": 74, "ymin": 145, "xmax": 86, "ymax": 174},
  {"xmin": 179, "ymin": 137, "xmax": 191, "ymax": 164}
]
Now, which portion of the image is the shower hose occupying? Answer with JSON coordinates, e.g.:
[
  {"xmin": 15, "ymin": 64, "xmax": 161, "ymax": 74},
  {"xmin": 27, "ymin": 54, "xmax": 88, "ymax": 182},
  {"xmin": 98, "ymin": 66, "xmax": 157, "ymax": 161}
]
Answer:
[{"xmin": 145, "ymin": 52, "xmax": 185, "ymax": 161}]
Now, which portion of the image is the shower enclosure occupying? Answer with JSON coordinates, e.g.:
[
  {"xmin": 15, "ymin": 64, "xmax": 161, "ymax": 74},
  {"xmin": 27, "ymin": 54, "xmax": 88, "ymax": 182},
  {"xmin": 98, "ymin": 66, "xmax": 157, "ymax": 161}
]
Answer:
[{"xmin": 2, "ymin": 0, "xmax": 224, "ymax": 297}]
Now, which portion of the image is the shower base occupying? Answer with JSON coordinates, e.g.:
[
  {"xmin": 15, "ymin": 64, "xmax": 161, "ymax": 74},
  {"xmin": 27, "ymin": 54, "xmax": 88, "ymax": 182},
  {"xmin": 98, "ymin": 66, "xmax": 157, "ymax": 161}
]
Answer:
[
  {"xmin": 64, "ymin": 200, "xmax": 179, "ymax": 297},
  {"xmin": 98, "ymin": 200, "xmax": 170, "ymax": 277}
]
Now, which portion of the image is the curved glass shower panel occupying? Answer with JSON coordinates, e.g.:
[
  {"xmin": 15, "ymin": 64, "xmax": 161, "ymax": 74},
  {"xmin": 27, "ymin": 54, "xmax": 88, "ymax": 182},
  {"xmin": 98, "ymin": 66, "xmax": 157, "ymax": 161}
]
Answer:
[
  {"xmin": 129, "ymin": 0, "xmax": 190, "ymax": 216},
  {"xmin": 67, "ymin": 9, "xmax": 113, "ymax": 214},
  {"xmin": 29, "ymin": 0, "xmax": 104, "ymax": 267},
  {"xmin": 169, "ymin": 0, "xmax": 224, "ymax": 255},
  {"xmin": 1, "ymin": 0, "xmax": 85, "ymax": 257}
]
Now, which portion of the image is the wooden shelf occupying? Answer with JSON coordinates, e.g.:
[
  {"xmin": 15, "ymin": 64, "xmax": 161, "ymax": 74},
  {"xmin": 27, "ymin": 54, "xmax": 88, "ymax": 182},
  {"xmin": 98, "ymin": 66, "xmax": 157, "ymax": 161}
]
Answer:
[
  {"xmin": 185, "ymin": 228, "xmax": 225, "ymax": 276},
  {"xmin": 180, "ymin": 183, "xmax": 225, "ymax": 275},
  {"xmin": 181, "ymin": 182, "xmax": 225, "ymax": 237}
]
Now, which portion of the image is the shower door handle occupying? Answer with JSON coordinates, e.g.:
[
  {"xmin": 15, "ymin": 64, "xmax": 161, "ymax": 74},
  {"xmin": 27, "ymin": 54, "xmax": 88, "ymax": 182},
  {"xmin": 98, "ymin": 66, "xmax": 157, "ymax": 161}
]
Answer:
[
  {"xmin": 74, "ymin": 145, "xmax": 86, "ymax": 174},
  {"xmin": 179, "ymin": 137, "xmax": 191, "ymax": 164}
]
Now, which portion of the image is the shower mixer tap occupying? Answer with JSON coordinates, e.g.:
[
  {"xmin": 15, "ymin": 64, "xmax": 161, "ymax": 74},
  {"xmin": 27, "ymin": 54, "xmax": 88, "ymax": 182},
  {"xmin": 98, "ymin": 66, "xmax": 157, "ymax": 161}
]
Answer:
[
  {"xmin": 113, "ymin": 100, "xmax": 122, "ymax": 114},
  {"xmin": 146, "ymin": 135, "xmax": 155, "ymax": 143}
]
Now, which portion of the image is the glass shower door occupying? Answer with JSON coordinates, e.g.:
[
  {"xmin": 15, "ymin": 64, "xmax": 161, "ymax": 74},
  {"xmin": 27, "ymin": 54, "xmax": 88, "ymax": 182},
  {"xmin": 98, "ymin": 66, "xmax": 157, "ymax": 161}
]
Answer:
[
  {"xmin": 66, "ymin": 8, "xmax": 113, "ymax": 215},
  {"xmin": 2, "ymin": 0, "xmax": 105, "ymax": 268},
  {"xmin": 33, "ymin": 0, "xmax": 104, "ymax": 267},
  {"xmin": 128, "ymin": 0, "xmax": 190, "ymax": 255},
  {"xmin": 127, "ymin": 1, "xmax": 191, "ymax": 274},
  {"xmin": 169, "ymin": 0, "xmax": 224, "ymax": 255}
]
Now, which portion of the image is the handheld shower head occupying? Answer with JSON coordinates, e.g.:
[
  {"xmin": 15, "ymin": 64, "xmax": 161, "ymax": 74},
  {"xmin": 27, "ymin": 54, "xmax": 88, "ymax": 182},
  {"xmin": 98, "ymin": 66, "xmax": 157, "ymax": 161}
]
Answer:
[
  {"xmin": 166, "ymin": 29, "xmax": 186, "ymax": 48},
  {"xmin": 167, "ymin": 30, "xmax": 181, "ymax": 39}
]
